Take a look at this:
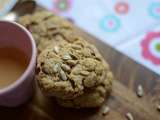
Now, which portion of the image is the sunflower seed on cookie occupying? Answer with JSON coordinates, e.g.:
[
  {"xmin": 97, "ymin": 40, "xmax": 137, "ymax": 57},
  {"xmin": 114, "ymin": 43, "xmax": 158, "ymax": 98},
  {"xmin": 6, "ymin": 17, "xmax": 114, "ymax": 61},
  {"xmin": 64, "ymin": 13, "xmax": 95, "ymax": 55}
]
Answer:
[
  {"xmin": 59, "ymin": 69, "xmax": 67, "ymax": 80},
  {"xmin": 63, "ymin": 53, "xmax": 72, "ymax": 60},
  {"xmin": 61, "ymin": 64, "xmax": 71, "ymax": 72},
  {"xmin": 54, "ymin": 46, "xmax": 60, "ymax": 54}
]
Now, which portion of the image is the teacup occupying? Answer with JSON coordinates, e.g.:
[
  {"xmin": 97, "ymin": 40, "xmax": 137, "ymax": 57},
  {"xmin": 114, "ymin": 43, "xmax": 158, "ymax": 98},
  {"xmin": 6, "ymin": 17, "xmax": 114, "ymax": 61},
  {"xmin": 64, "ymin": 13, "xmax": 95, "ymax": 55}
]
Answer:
[{"xmin": 0, "ymin": 20, "xmax": 36, "ymax": 107}]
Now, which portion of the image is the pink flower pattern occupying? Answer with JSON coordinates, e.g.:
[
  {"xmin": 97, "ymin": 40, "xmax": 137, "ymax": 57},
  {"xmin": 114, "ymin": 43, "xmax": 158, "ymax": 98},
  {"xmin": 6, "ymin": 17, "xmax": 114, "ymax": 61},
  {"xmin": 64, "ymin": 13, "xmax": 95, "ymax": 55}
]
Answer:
[
  {"xmin": 141, "ymin": 32, "xmax": 160, "ymax": 65},
  {"xmin": 52, "ymin": 0, "xmax": 72, "ymax": 14}
]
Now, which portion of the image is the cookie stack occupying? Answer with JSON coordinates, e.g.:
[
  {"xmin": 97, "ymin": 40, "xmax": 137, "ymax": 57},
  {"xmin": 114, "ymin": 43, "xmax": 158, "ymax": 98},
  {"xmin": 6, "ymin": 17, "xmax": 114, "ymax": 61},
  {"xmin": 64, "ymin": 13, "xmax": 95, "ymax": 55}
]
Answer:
[{"xmin": 18, "ymin": 11, "xmax": 113, "ymax": 108}]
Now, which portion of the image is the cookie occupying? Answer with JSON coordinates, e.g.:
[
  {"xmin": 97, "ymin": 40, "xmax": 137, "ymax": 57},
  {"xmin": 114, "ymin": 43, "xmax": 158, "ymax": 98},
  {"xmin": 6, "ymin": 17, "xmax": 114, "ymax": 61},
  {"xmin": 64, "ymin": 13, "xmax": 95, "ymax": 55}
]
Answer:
[
  {"xmin": 18, "ymin": 10, "xmax": 76, "ymax": 54},
  {"xmin": 36, "ymin": 40, "xmax": 113, "ymax": 102}
]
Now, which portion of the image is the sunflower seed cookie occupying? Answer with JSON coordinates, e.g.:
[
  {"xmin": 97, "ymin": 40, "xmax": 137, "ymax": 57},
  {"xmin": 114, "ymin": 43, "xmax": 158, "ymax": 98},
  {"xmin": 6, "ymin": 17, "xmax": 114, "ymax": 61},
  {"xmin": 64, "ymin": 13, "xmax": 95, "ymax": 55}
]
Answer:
[
  {"xmin": 18, "ymin": 10, "xmax": 77, "ymax": 54},
  {"xmin": 36, "ymin": 40, "xmax": 113, "ymax": 106}
]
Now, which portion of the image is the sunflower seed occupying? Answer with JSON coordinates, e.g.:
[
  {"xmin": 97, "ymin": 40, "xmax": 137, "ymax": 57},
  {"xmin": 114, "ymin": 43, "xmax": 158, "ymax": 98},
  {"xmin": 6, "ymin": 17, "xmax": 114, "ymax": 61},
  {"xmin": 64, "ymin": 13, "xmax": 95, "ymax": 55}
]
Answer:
[
  {"xmin": 63, "ymin": 53, "xmax": 72, "ymax": 60},
  {"xmin": 61, "ymin": 64, "xmax": 71, "ymax": 72},
  {"xmin": 102, "ymin": 106, "xmax": 110, "ymax": 116},
  {"xmin": 67, "ymin": 60, "xmax": 77, "ymax": 66},
  {"xmin": 156, "ymin": 104, "xmax": 160, "ymax": 112},
  {"xmin": 53, "ymin": 63, "xmax": 60, "ymax": 73},
  {"xmin": 80, "ymin": 71, "xmax": 90, "ymax": 76},
  {"xmin": 137, "ymin": 85, "xmax": 143, "ymax": 97},
  {"xmin": 126, "ymin": 112, "xmax": 134, "ymax": 120},
  {"xmin": 54, "ymin": 46, "xmax": 59, "ymax": 54},
  {"xmin": 42, "ymin": 67, "xmax": 50, "ymax": 74},
  {"xmin": 59, "ymin": 69, "xmax": 67, "ymax": 80},
  {"xmin": 71, "ymin": 44, "xmax": 81, "ymax": 50}
]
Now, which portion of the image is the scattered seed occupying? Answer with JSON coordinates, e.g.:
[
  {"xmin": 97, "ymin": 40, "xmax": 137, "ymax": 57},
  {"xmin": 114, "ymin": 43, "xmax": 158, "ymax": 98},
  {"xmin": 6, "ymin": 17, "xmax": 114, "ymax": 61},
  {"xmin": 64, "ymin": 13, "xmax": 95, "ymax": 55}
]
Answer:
[
  {"xmin": 102, "ymin": 106, "xmax": 110, "ymax": 116},
  {"xmin": 63, "ymin": 53, "xmax": 72, "ymax": 60},
  {"xmin": 61, "ymin": 64, "xmax": 71, "ymax": 72},
  {"xmin": 53, "ymin": 63, "xmax": 60, "ymax": 73},
  {"xmin": 80, "ymin": 71, "xmax": 90, "ymax": 76},
  {"xmin": 126, "ymin": 112, "xmax": 134, "ymax": 120},
  {"xmin": 156, "ymin": 104, "xmax": 160, "ymax": 112},
  {"xmin": 137, "ymin": 85, "xmax": 144, "ymax": 97},
  {"xmin": 67, "ymin": 60, "xmax": 77, "ymax": 66},
  {"xmin": 59, "ymin": 69, "xmax": 67, "ymax": 80},
  {"xmin": 53, "ymin": 46, "xmax": 59, "ymax": 54}
]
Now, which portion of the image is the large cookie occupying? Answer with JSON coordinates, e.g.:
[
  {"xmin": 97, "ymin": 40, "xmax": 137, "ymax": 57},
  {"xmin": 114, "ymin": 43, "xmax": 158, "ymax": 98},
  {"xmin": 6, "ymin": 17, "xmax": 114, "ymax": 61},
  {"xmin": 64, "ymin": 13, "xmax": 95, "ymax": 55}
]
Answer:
[{"xmin": 36, "ymin": 40, "xmax": 113, "ymax": 105}]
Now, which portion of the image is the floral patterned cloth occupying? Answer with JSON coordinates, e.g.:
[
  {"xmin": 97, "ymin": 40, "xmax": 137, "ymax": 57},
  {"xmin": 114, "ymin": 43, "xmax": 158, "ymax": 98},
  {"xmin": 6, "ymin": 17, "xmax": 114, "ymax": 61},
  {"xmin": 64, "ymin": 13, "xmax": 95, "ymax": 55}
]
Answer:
[{"xmin": 36, "ymin": 0, "xmax": 160, "ymax": 75}]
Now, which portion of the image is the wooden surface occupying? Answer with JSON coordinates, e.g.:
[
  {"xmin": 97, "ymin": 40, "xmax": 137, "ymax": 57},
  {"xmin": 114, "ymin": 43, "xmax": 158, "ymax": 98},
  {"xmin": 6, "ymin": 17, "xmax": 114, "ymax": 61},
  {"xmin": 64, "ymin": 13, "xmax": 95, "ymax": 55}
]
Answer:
[{"xmin": 1, "ymin": 10, "xmax": 160, "ymax": 120}]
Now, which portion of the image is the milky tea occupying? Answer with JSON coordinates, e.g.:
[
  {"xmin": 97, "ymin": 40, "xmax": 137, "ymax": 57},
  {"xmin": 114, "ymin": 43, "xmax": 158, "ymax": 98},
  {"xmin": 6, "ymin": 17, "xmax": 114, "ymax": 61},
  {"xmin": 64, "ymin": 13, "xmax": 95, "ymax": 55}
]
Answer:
[{"xmin": 0, "ymin": 47, "xmax": 28, "ymax": 89}]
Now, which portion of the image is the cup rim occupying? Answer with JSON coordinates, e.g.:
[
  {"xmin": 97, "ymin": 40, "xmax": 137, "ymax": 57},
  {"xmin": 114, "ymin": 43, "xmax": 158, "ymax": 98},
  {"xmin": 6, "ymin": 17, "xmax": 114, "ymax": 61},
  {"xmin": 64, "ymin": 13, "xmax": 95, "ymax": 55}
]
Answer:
[{"xmin": 0, "ymin": 20, "xmax": 37, "ymax": 94}]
